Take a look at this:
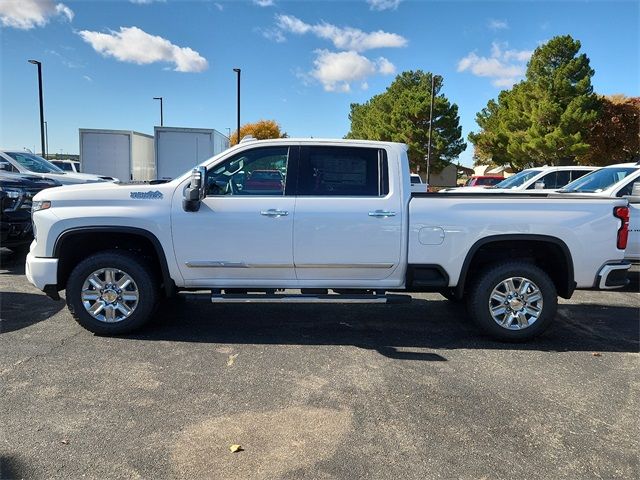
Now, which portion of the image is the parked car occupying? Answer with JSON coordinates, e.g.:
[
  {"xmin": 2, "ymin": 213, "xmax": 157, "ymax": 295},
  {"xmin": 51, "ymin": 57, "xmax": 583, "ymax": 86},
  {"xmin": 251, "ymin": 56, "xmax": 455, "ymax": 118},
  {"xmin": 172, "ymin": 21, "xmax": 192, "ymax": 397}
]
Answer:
[
  {"xmin": 465, "ymin": 175, "xmax": 504, "ymax": 187},
  {"xmin": 243, "ymin": 169, "xmax": 285, "ymax": 193},
  {"xmin": 26, "ymin": 139, "xmax": 630, "ymax": 342},
  {"xmin": 1, "ymin": 172, "xmax": 60, "ymax": 251},
  {"xmin": 558, "ymin": 162, "xmax": 640, "ymax": 262},
  {"xmin": 50, "ymin": 159, "xmax": 81, "ymax": 173},
  {"xmin": 410, "ymin": 174, "xmax": 428, "ymax": 193},
  {"xmin": 0, "ymin": 150, "xmax": 118, "ymax": 184},
  {"xmin": 445, "ymin": 166, "xmax": 596, "ymax": 193}
]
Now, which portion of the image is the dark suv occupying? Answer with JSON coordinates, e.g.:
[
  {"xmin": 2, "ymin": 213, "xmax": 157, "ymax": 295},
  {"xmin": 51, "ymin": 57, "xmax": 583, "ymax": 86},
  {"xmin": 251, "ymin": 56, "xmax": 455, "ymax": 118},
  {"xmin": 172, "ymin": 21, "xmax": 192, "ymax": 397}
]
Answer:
[{"xmin": 1, "ymin": 172, "xmax": 60, "ymax": 251}]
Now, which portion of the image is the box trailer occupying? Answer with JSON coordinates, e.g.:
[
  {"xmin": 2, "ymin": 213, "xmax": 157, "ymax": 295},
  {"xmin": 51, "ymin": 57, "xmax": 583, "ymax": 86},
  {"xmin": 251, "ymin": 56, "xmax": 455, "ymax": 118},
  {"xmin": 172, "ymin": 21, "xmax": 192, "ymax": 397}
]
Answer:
[
  {"xmin": 154, "ymin": 127, "xmax": 229, "ymax": 180},
  {"xmin": 79, "ymin": 129, "xmax": 155, "ymax": 182}
]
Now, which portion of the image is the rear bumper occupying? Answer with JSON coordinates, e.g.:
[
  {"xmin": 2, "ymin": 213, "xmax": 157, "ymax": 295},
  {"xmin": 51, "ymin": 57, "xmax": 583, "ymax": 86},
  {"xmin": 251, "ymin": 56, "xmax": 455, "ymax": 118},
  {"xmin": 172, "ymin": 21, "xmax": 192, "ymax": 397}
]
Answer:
[
  {"xmin": 25, "ymin": 251, "xmax": 58, "ymax": 291},
  {"xmin": 595, "ymin": 261, "xmax": 631, "ymax": 289}
]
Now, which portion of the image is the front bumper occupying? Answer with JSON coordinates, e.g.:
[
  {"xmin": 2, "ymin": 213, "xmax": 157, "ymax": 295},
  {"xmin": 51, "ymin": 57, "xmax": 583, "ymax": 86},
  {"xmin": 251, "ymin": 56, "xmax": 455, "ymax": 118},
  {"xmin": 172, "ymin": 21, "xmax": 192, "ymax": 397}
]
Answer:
[
  {"xmin": 0, "ymin": 219, "xmax": 33, "ymax": 248},
  {"xmin": 595, "ymin": 261, "xmax": 631, "ymax": 289},
  {"xmin": 25, "ymin": 251, "xmax": 59, "ymax": 291}
]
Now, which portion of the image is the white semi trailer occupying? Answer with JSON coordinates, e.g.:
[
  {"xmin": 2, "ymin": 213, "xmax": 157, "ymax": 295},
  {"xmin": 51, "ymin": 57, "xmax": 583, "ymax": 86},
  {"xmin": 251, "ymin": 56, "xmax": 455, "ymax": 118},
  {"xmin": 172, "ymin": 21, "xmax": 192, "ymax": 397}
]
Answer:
[
  {"xmin": 79, "ymin": 129, "xmax": 155, "ymax": 182},
  {"xmin": 154, "ymin": 127, "xmax": 229, "ymax": 180}
]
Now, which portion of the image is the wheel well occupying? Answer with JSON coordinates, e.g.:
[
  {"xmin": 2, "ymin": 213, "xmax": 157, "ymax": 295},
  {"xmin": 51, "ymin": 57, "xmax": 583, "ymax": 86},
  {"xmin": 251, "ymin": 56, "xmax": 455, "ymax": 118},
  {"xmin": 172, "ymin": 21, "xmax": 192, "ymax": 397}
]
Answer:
[
  {"xmin": 55, "ymin": 229, "xmax": 173, "ymax": 296},
  {"xmin": 458, "ymin": 238, "xmax": 575, "ymax": 299}
]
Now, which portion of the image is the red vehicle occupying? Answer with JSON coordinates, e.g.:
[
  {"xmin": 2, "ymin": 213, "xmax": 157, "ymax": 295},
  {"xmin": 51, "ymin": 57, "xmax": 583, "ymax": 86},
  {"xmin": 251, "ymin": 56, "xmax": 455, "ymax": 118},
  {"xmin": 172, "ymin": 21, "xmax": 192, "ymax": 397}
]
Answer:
[
  {"xmin": 465, "ymin": 175, "xmax": 504, "ymax": 187},
  {"xmin": 244, "ymin": 169, "xmax": 285, "ymax": 192}
]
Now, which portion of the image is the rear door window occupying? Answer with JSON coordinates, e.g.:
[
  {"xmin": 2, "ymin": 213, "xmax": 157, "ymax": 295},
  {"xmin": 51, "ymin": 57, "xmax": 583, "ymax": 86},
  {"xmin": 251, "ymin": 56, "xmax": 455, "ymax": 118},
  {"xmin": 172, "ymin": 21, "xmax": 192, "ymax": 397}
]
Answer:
[{"xmin": 297, "ymin": 146, "xmax": 388, "ymax": 196}]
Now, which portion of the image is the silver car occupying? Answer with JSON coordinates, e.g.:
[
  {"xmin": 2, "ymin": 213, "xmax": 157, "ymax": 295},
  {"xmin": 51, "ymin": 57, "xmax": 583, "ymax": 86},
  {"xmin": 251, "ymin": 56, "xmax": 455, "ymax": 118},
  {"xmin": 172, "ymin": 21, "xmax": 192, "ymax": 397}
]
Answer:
[{"xmin": 0, "ymin": 150, "xmax": 118, "ymax": 185}]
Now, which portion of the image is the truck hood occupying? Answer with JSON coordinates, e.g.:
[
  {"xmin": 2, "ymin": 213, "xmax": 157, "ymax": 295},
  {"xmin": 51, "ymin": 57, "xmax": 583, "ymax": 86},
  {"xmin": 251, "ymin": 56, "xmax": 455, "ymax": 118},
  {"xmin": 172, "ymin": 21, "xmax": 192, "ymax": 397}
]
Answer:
[
  {"xmin": 26, "ymin": 171, "xmax": 117, "ymax": 185},
  {"xmin": 33, "ymin": 181, "xmax": 176, "ymax": 204}
]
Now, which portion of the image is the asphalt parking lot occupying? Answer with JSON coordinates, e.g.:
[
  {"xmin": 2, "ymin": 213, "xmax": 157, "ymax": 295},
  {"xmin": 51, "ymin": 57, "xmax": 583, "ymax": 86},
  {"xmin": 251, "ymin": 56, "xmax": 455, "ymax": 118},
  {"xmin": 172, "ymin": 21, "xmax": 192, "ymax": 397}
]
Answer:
[{"xmin": 1, "ymin": 248, "xmax": 638, "ymax": 480}]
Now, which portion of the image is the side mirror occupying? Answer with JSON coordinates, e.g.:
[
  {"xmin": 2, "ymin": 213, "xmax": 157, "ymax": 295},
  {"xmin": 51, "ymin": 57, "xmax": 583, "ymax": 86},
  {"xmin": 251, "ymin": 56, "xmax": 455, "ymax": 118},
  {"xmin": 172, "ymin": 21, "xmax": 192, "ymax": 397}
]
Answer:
[
  {"xmin": 534, "ymin": 181, "xmax": 545, "ymax": 190},
  {"xmin": 183, "ymin": 166, "xmax": 206, "ymax": 212}
]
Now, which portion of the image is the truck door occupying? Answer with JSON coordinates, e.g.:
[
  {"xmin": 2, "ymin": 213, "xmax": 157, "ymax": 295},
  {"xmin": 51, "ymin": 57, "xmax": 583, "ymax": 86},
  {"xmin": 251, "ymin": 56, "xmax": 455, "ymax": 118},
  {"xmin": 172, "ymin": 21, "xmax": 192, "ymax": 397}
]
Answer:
[
  {"xmin": 172, "ymin": 145, "xmax": 297, "ymax": 286},
  {"xmin": 293, "ymin": 145, "xmax": 403, "ymax": 283}
]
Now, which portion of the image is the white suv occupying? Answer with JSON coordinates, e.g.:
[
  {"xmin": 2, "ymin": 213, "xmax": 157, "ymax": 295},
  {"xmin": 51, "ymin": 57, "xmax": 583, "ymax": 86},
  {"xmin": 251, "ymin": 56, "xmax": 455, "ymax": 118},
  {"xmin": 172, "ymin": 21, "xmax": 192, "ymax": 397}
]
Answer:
[{"xmin": 50, "ymin": 159, "xmax": 81, "ymax": 173}]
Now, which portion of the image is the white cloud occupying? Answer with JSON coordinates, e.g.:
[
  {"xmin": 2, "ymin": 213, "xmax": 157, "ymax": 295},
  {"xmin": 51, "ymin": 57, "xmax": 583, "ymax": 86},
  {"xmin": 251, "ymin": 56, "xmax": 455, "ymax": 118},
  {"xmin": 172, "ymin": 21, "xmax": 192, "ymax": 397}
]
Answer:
[
  {"xmin": 261, "ymin": 28, "xmax": 286, "ymax": 43},
  {"xmin": 55, "ymin": 3, "xmax": 73, "ymax": 21},
  {"xmin": 275, "ymin": 14, "xmax": 407, "ymax": 51},
  {"xmin": 83, "ymin": 75, "xmax": 92, "ymax": 82},
  {"xmin": 0, "ymin": 0, "xmax": 74, "ymax": 29},
  {"xmin": 377, "ymin": 57, "xmax": 396, "ymax": 75},
  {"xmin": 213, "ymin": 2, "xmax": 224, "ymax": 11},
  {"xmin": 129, "ymin": 0, "xmax": 166, "ymax": 4},
  {"xmin": 253, "ymin": 0, "xmax": 275, "ymax": 6},
  {"xmin": 367, "ymin": 0, "xmax": 402, "ymax": 11},
  {"xmin": 310, "ymin": 50, "xmax": 395, "ymax": 93},
  {"xmin": 78, "ymin": 26, "xmax": 208, "ymax": 73},
  {"xmin": 488, "ymin": 19, "xmax": 508, "ymax": 30},
  {"xmin": 457, "ymin": 41, "xmax": 532, "ymax": 87}
]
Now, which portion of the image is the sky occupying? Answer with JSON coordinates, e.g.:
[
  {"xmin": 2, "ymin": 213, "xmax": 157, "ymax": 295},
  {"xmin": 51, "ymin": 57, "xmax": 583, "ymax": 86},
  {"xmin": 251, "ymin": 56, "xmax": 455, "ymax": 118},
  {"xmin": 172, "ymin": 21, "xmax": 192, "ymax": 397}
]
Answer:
[{"xmin": 0, "ymin": 0, "xmax": 638, "ymax": 167}]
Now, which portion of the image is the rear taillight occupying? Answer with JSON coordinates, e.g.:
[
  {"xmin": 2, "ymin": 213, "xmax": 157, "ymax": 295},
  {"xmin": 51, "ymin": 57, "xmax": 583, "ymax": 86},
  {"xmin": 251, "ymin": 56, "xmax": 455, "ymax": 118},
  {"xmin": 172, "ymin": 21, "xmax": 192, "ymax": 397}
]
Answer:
[{"xmin": 614, "ymin": 206, "xmax": 630, "ymax": 250}]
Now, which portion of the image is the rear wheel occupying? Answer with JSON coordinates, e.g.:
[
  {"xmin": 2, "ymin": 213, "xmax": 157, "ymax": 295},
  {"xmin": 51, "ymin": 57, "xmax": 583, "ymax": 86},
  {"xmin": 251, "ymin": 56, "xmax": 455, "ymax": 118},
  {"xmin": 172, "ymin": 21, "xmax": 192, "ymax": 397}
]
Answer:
[
  {"xmin": 466, "ymin": 261, "xmax": 557, "ymax": 341},
  {"xmin": 66, "ymin": 250, "xmax": 158, "ymax": 335}
]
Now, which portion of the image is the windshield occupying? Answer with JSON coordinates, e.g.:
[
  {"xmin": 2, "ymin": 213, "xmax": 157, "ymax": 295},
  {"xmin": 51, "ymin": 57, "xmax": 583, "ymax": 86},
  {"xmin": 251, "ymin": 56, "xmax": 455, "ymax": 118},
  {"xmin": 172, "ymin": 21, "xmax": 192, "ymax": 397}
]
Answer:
[
  {"xmin": 5, "ymin": 152, "xmax": 65, "ymax": 174},
  {"xmin": 561, "ymin": 167, "xmax": 638, "ymax": 193},
  {"xmin": 410, "ymin": 175, "xmax": 422, "ymax": 184},
  {"xmin": 494, "ymin": 170, "xmax": 542, "ymax": 189}
]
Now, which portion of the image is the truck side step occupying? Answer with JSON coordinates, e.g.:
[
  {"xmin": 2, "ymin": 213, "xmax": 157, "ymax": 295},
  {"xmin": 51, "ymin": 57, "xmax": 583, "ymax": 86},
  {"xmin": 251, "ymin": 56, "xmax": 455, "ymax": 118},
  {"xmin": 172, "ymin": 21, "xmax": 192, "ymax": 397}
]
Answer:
[{"xmin": 210, "ymin": 293, "xmax": 411, "ymax": 304}]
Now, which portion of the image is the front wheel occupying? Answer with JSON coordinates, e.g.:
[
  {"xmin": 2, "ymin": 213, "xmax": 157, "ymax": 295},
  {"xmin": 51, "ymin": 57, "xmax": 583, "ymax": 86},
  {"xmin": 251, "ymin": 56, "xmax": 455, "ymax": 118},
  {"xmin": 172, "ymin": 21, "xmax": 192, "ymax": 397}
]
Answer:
[
  {"xmin": 466, "ymin": 261, "xmax": 557, "ymax": 342},
  {"xmin": 66, "ymin": 250, "xmax": 158, "ymax": 335}
]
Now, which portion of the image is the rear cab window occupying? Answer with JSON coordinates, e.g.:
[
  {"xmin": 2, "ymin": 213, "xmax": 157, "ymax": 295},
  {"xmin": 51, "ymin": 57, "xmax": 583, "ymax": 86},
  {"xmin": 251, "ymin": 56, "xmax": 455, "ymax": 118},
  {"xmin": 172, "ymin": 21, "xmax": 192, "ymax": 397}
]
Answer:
[{"xmin": 297, "ymin": 146, "xmax": 389, "ymax": 196}]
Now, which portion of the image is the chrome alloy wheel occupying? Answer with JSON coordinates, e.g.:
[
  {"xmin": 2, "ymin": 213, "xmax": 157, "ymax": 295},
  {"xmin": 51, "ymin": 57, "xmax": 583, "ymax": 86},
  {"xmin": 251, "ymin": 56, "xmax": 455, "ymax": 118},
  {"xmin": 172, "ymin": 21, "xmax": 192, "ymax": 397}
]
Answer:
[
  {"xmin": 80, "ymin": 268, "xmax": 139, "ymax": 323},
  {"xmin": 488, "ymin": 276, "xmax": 543, "ymax": 330}
]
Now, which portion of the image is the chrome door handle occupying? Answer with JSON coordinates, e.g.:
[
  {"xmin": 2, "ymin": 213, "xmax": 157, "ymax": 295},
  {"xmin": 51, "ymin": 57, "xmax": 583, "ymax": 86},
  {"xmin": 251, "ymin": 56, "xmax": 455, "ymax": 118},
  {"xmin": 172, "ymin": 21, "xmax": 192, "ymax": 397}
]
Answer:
[
  {"xmin": 368, "ymin": 210, "xmax": 396, "ymax": 217},
  {"xmin": 260, "ymin": 209, "xmax": 289, "ymax": 217}
]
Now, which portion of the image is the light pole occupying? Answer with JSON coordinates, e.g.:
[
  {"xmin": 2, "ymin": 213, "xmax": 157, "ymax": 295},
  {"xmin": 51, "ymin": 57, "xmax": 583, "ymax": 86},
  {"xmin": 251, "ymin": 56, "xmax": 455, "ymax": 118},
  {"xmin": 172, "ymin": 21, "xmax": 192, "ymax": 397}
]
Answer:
[
  {"xmin": 28, "ymin": 59, "xmax": 46, "ymax": 158},
  {"xmin": 153, "ymin": 97, "xmax": 164, "ymax": 126},
  {"xmin": 425, "ymin": 74, "xmax": 441, "ymax": 186},
  {"xmin": 44, "ymin": 121, "xmax": 49, "ymax": 159},
  {"xmin": 233, "ymin": 68, "xmax": 241, "ymax": 144}
]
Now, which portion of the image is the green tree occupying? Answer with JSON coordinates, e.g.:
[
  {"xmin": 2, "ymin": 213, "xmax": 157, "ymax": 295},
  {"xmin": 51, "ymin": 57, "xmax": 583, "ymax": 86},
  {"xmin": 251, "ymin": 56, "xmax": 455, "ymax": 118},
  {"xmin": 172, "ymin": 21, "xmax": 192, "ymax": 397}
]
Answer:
[
  {"xmin": 346, "ymin": 71, "xmax": 466, "ymax": 172},
  {"xmin": 469, "ymin": 35, "xmax": 599, "ymax": 169},
  {"xmin": 230, "ymin": 119, "xmax": 287, "ymax": 146}
]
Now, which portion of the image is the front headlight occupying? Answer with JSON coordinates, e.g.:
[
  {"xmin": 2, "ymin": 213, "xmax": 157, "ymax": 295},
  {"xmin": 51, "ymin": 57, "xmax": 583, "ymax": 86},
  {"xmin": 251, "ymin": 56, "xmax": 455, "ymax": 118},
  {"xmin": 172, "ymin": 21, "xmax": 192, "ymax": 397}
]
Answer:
[
  {"xmin": 32, "ymin": 200, "xmax": 51, "ymax": 214},
  {"xmin": 0, "ymin": 186, "xmax": 24, "ymax": 212}
]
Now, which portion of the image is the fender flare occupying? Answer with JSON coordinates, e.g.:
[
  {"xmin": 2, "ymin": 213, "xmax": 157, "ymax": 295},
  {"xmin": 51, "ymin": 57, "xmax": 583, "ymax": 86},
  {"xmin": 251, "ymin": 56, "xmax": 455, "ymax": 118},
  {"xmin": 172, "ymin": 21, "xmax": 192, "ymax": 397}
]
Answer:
[
  {"xmin": 53, "ymin": 226, "xmax": 175, "ymax": 297},
  {"xmin": 455, "ymin": 234, "xmax": 575, "ymax": 298}
]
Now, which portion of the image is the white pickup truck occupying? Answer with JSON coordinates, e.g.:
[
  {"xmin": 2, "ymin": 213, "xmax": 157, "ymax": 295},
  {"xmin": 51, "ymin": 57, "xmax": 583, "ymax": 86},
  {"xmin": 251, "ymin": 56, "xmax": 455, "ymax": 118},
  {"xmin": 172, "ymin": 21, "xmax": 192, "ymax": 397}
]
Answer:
[{"xmin": 26, "ymin": 139, "xmax": 631, "ymax": 341}]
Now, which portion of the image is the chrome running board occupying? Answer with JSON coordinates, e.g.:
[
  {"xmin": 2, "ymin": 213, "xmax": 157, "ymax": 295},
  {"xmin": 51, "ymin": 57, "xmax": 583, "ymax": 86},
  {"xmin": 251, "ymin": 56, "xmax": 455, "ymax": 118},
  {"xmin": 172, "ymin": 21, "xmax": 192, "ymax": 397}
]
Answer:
[{"xmin": 210, "ymin": 293, "xmax": 411, "ymax": 304}]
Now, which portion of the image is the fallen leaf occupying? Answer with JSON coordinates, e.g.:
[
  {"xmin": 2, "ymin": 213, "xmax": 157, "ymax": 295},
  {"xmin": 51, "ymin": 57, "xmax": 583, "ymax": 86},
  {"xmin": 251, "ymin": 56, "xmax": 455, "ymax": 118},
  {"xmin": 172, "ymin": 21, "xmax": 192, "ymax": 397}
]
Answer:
[
  {"xmin": 227, "ymin": 354, "xmax": 239, "ymax": 366},
  {"xmin": 61, "ymin": 439, "xmax": 69, "ymax": 445},
  {"xmin": 592, "ymin": 352, "xmax": 602, "ymax": 357},
  {"xmin": 229, "ymin": 444, "xmax": 243, "ymax": 453}
]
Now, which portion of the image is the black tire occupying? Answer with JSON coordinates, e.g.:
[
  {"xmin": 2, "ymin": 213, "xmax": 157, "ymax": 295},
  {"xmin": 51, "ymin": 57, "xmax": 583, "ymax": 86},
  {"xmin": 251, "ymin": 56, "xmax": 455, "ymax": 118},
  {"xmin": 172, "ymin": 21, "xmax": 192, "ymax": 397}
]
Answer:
[
  {"xmin": 466, "ymin": 261, "xmax": 557, "ymax": 342},
  {"xmin": 66, "ymin": 250, "xmax": 158, "ymax": 335}
]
